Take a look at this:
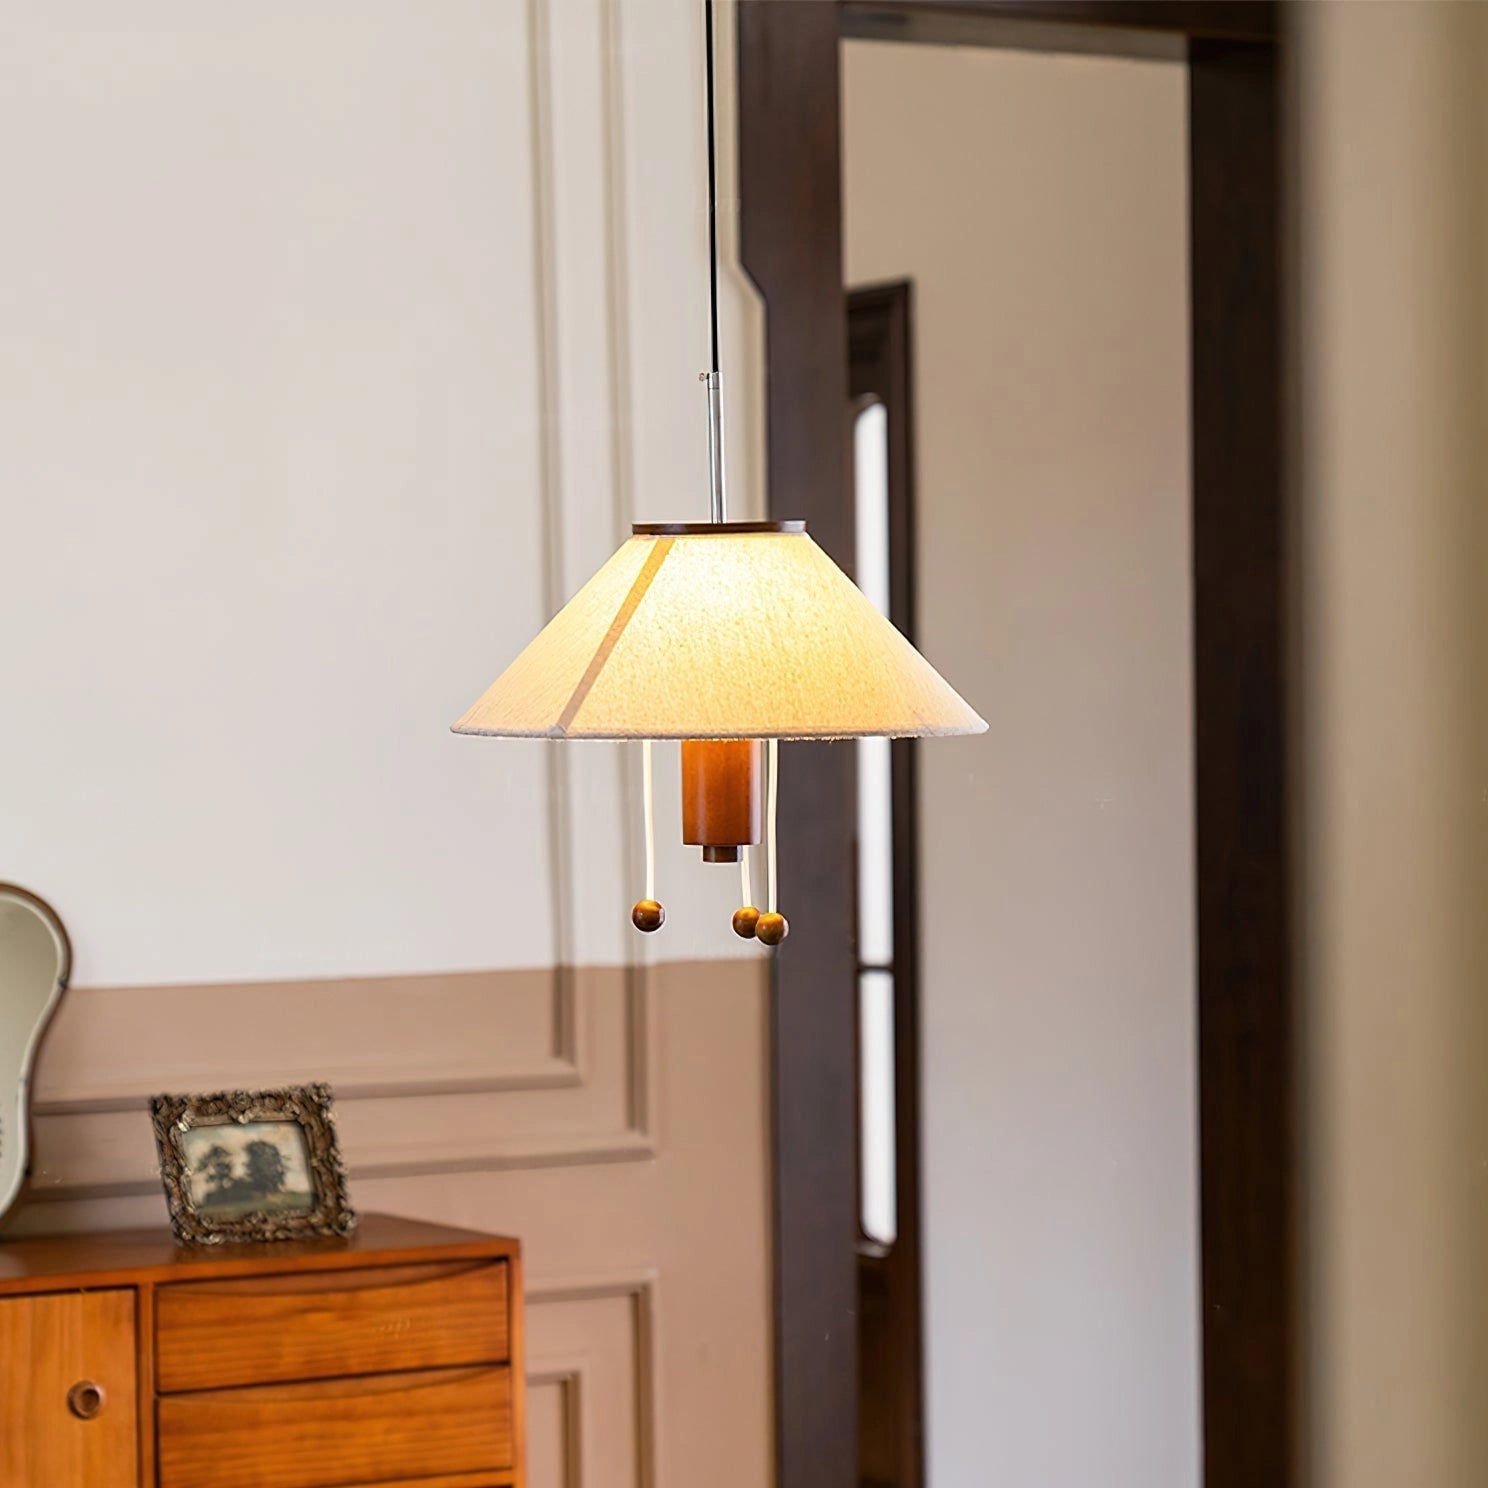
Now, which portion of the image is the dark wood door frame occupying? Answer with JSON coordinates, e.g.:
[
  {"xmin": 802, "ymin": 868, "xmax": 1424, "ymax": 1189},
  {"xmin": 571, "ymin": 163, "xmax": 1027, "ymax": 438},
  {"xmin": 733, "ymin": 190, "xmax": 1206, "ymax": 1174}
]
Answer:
[{"xmin": 737, "ymin": 6, "xmax": 1291, "ymax": 1488}]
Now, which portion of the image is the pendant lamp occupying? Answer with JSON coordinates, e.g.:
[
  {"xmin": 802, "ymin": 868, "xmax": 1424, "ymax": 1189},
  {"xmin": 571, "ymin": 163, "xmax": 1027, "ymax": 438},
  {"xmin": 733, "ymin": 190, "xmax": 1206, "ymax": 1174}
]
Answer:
[{"xmin": 453, "ymin": 0, "xmax": 985, "ymax": 945}]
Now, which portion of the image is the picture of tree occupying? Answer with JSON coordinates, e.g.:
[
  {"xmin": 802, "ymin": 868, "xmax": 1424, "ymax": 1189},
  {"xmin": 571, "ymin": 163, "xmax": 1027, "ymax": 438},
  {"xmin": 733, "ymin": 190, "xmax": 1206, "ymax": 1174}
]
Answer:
[
  {"xmin": 181, "ymin": 1121, "xmax": 315, "ymax": 1218},
  {"xmin": 244, "ymin": 1138, "xmax": 287, "ymax": 1197},
  {"xmin": 194, "ymin": 1142, "xmax": 235, "ymax": 1195}
]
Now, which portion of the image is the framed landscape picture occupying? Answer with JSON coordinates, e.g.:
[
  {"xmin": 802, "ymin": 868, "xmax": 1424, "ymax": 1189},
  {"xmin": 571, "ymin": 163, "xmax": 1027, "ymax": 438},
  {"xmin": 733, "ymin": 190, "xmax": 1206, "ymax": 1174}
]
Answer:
[{"xmin": 150, "ymin": 1084, "xmax": 356, "ymax": 1244}]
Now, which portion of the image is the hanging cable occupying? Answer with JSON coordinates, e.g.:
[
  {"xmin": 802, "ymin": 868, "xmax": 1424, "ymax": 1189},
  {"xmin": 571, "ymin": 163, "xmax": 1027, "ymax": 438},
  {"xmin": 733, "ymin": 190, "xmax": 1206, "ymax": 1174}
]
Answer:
[
  {"xmin": 701, "ymin": 0, "xmax": 727, "ymax": 522},
  {"xmin": 704, "ymin": 0, "xmax": 721, "ymax": 376}
]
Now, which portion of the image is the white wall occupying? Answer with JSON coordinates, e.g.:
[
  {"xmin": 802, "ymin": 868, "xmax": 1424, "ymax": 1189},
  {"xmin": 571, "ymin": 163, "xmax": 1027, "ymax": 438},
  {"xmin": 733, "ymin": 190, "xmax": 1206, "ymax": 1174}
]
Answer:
[
  {"xmin": 844, "ymin": 40, "xmax": 1198, "ymax": 1488},
  {"xmin": 0, "ymin": 0, "xmax": 766, "ymax": 988},
  {"xmin": 0, "ymin": 8, "xmax": 773, "ymax": 1488}
]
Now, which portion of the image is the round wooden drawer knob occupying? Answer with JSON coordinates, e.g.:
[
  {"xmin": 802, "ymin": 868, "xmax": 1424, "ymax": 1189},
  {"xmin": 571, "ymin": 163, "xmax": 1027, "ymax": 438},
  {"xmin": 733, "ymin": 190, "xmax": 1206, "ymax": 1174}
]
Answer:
[{"xmin": 67, "ymin": 1380, "xmax": 106, "ymax": 1420}]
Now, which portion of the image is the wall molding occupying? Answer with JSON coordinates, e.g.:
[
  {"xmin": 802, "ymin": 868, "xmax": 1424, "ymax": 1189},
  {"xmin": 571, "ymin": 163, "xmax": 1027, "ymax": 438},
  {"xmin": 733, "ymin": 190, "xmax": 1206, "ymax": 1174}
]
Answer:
[
  {"xmin": 528, "ymin": 1271, "xmax": 660, "ymax": 1488},
  {"xmin": 529, "ymin": 1363, "xmax": 585, "ymax": 1488},
  {"xmin": 33, "ymin": 966, "xmax": 582, "ymax": 1116},
  {"xmin": 23, "ymin": 959, "xmax": 693, "ymax": 1203},
  {"xmin": 525, "ymin": 0, "xmax": 577, "ymax": 980}
]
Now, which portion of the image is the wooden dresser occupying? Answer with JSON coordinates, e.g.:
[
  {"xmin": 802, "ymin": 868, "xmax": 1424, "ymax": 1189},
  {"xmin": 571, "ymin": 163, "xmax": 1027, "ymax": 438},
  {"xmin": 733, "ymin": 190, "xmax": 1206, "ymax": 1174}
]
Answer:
[{"xmin": 0, "ymin": 1213, "xmax": 524, "ymax": 1488}]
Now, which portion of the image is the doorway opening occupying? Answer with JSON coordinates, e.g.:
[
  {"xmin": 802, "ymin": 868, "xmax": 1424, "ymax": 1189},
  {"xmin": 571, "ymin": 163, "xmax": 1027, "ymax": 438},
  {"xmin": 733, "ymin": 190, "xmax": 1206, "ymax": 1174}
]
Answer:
[{"xmin": 740, "ymin": 7, "xmax": 1288, "ymax": 1488}]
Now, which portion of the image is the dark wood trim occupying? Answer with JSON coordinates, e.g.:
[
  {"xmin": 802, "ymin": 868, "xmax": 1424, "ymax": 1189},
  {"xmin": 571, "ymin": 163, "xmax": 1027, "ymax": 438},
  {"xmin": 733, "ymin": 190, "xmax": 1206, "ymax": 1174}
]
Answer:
[
  {"xmin": 739, "ymin": 8, "xmax": 1292, "ymax": 1488},
  {"xmin": 737, "ymin": 8, "xmax": 857, "ymax": 1488},
  {"xmin": 1188, "ymin": 36, "xmax": 1293, "ymax": 1488},
  {"xmin": 849, "ymin": 282, "xmax": 924, "ymax": 1488},
  {"xmin": 843, "ymin": 3, "xmax": 1189, "ymax": 60},
  {"xmin": 844, "ymin": 0, "xmax": 1277, "ymax": 42}
]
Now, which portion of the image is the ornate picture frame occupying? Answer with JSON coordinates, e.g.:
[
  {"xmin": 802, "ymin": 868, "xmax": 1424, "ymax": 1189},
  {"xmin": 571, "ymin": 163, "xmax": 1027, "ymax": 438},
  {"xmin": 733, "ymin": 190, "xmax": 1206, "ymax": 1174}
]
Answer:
[{"xmin": 150, "ymin": 1084, "xmax": 357, "ymax": 1245}]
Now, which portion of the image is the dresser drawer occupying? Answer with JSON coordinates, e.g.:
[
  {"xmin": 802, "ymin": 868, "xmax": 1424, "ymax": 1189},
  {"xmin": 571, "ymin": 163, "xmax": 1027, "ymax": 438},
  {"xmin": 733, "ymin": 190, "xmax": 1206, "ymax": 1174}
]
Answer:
[
  {"xmin": 156, "ymin": 1260, "xmax": 509, "ymax": 1392},
  {"xmin": 157, "ymin": 1364, "xmax": 513, "ymax": 1488}
]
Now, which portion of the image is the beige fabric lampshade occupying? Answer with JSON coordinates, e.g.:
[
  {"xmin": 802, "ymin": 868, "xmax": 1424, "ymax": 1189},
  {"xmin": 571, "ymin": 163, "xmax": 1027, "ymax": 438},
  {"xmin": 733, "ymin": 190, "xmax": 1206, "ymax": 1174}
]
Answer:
[{"xmin": 452, "ymin": 523, "xmax": 986, "ymax": 740}]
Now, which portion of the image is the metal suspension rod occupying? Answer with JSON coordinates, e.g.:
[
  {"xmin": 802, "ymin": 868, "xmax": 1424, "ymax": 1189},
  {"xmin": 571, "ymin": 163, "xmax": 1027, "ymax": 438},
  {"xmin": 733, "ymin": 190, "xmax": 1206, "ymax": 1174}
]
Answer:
[{"xmin": 703, "ymin": 370, "xmax": 726, "ymax": 522}]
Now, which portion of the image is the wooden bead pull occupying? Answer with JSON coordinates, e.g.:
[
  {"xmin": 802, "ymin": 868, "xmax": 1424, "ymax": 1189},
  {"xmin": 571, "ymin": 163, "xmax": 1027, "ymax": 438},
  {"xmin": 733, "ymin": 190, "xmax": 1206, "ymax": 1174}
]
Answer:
[
  {"xmin": 755, "ymin": 912, "xmax": 789, "ymax": 946},
  {"xmin": 631, "ymin": 899, "xmax": 665, "ymax": 933},
  {"xmin": 732, "ymin": 906, "xmax": 760, "ymax": 939}
]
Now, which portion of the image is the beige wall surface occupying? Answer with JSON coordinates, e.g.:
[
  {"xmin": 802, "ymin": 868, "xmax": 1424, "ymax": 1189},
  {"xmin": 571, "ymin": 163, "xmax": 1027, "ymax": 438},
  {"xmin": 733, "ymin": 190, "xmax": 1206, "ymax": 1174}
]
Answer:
[
  {"xmin": 1296, "ymin": 5, "xmax": 1488, "ymax": 1486},
  {"xmin": 844, "ymin": 40, "xmax": 1197, "ymax": 1488},
  {"xmin": 0, "ymin": 5, "xmax": 772, "ymax": 1487}
]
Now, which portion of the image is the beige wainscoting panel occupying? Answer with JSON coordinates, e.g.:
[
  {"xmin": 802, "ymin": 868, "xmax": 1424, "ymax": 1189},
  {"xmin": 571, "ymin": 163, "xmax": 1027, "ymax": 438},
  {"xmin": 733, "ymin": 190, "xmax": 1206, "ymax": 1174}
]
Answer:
[
  {"xmin": 26, "ymin": 964, "xmax": 651, "ymax": 1201},
  {"xmin": 529, "ymin": 1369, "xmax": 582, "ymax": 1488},
  {"xmin": 528, "ymin": 1287, "xmax": 649, "ymax": 1488},
  {"xmin": 35, "ymin": 968, "xmax": 579, "ymax": 1113},
  {"xmin": 11, "ymin": 960, "xmax": 773, "ymax": 1488}
]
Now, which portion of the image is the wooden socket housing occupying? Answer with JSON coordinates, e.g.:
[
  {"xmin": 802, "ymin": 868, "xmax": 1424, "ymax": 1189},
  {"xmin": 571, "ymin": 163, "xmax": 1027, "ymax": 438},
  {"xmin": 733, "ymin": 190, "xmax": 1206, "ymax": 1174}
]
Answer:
[{"xmin": 681, "ymin": 740, "xmax": 763, "ymax": 863}]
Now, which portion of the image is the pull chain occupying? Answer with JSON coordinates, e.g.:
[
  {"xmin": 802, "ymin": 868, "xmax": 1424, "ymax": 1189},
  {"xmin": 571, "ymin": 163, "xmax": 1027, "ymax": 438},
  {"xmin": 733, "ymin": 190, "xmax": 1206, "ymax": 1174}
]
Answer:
[
  {"xmin": 642, "ymin": 738, "xmax": 656, "ymax": 902},
  {"xmin": 632, "ymin": 740, "xmax": 665, "ymax": 933},
  {"xmin": 734, "ymin": 844, "xmax": 760, "ymax": 939},
  {"xmin": 755, "ymin": 740, "xmax": 788, "ymax": 945}
]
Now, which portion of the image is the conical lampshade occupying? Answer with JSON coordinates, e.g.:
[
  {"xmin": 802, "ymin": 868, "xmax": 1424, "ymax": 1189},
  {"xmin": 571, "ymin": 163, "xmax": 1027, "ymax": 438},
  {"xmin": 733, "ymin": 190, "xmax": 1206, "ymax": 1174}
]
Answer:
[{"xmin": 453, "ymin": 521, "xmax": 986, "ymax": 740}]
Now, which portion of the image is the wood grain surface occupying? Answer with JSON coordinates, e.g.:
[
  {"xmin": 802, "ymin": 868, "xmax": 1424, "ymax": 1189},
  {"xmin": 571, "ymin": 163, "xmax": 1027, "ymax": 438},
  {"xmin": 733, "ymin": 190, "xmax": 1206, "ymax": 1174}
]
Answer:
[
  {"xmin": 0, "ymin": 1214, "xmax": 524, "ymax": 1488},
  {"xmin": 0, "ymin": 1212, "xmax": 516, "ymax": 1292},
  {"xmin": 155, "ymin": 1259, "xmax": 509, "ymax": 1392},
  {"xmin": 157, "ymin": 1365, "xmax": 513, "ymax": 1488},
  {"xmin": 0, "ymin": 1289, "xmax": 138, "ymax": 1488}
]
